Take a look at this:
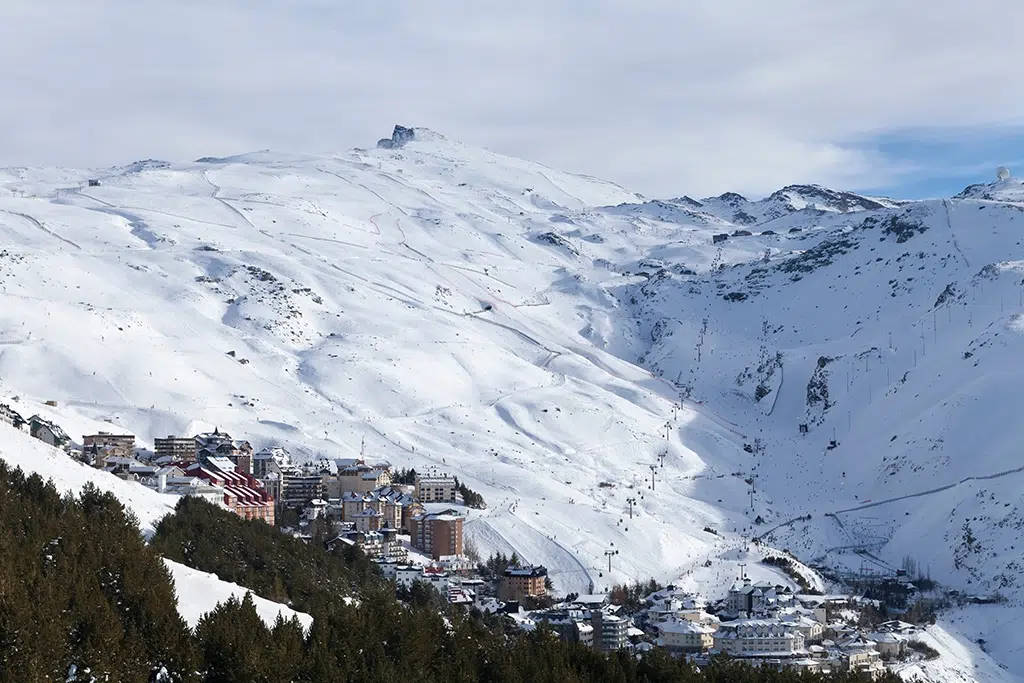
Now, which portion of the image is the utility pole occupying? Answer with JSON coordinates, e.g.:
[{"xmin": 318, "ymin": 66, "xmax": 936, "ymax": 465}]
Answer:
[
  {"xmin": 649, "ymin": 464, "xmax": 658, "ymax": 491},
  {"xmin": 663, "ymin": 421, "xmax": 672, "ymax": 440},
  {"xmin": 658, "ymin": 451, "xmax": 667, "ymax": 468},
  {"xmin": 738, "ymin": 562, "xmax": 747, "ymax": 580},
  {"xmin": 605, "ymin": 549, "xmax": 618, "ymax": 573},
  {"xmin": 626, "ymin": 497, "xmax": 636, "ymax": 519}
]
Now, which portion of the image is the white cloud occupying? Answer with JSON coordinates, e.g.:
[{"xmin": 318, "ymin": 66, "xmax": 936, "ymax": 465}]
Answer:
[{"xmin": 0, "ymin": 0, "xmax": 1021, "ymax": 196}]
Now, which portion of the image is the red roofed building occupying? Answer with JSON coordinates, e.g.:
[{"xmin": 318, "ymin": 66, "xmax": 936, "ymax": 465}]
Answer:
[{"xmin": 185, "ymin": 456, "xmax": 275, "ymax": 525}]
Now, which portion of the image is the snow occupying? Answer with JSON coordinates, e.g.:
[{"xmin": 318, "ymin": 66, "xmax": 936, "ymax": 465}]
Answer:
[
  {"xmin": 941, "ymin": 605, "xmax": 1024, "ymax": 680},
  {"xmin": 894, "ymin": 622, "xmax": 1022, "ymax": 683},
  {"xmin": 0, "ymin": 420, "xmax": 177, "ymax": 534},
  {"xmin": 1, "ymin": 127, "xmax": 1021, "ymax": 678},
  {"xmin": 163, "ymin": 558, "xmax": 313, "ymax": 631}
]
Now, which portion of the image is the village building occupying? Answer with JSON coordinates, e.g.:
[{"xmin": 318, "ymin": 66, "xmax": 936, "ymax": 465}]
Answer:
[
  {"xmin": 302, "ymin": 498, "xmax": 329, "ymax": 522},
  {"xmin": 500, "ymin": 565, "xmax": 548, "ymax": 601},
  {"xmin": 592, "ymin": 610, "xmax": 629, "ymax": 652},
  {"xmin": 841, "ymin": 644, "xmax": 886, "ymax": 678},
  {"xmin": 82, "ymin": 431, "xmax": 135, "ymax": 460},
  {"xmin": 154, "ymin": 435, "xmax": 200, "ymax": 464},
  {"xmin": 102, "ymin": 456, "xmax": 156, "ymax": 479},
  {"xmin": 414, "ymin": 469, "xmax": 457, "ymax": 503},
  {"xmin": 409, "ymin": 509, "xmax": 464, "ymax": 559},
  {"xmin": 80, "ymin": 443, "xmax": 116, "ymax": 468},
  {"xmin": 712, "ymin": 619, "xmax": 806, "ymax": 656},
  {"xmin": 0, "ymin": 404, "xmax": 26, "ymax": 431},
  {"xmin": 436, "ymin": 554, "xmax": 476, "ymax": 576},
  {"xmin": 571, "ymin": 594, "xmax": 611, "ymax": 610},
  {"xmin": 534, "ymin": 610, "xmax": 595, "ymax": 647},
  {"xmin": 195, "ymin": 429, "xmax": 254, "ymax": 475},
  {"xmin": 340, "ymin": 486, "xmax": 413, "ymax": 529},
  {"xmin": 253, "ymin": 446, "xmax": 291, "ymax": 478},
  {"xmin": 866, "ymin": 632, "xmax": 908, "ymax": 658},
  {"xmin": 726, "ymin": 578, "xmax": 794, "ymax": 617},
  {"xmin": 383, "ymin": 562, "xmax": 455, "ymax": 597},
  {"xmin": 28, "ymin": 415, "xmax": 71, "ymax": 450},
  {"xmin": 401, "ymin": 500, "xmax": 426, "ymax": 532},
  {"xmin": 184, "ymin": 456, "xmax": 274, "ymax": 524},
  {"xmin": 278, "ymin": 467, "xmax": 326, "ymax": 511},
  {"xmin": 657, "ymin": 620, "xmax": 715, "ymax": 653},
  {"xmin": 337, "ymin": 461, "xmax": 392, "ymax": 495},
  {"xmin": 352, "ymin": 507, "xmax": 384, "ymax": 533},
  {"xmin": 394, "ymin": 565, "xmax": 423, "ymax": 589},
  {"xmin": 419, "ymin": 566, "xmax": 451, "ymax": 594},
  {"xmin": 138, "ymin": 465, "xmax": 227, "ymax": 504},
  {"xmin": 779, "ymin": 612, "xmax": 826, "ymax": 643}
]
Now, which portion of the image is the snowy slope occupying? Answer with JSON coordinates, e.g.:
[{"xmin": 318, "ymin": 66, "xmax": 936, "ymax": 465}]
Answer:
[
  {"xmin": 0, "ymin": 415, "xmax": 312, "ymax": 631},
  {"xmin": 0, "ymin": 420, "xmax": 177, "ymax": 533},
  {"xmin": 1, "ymin": 127, "xmax": 1022, "ymax": 677},
  {"xmin": 0, "ymin": 128, "xmax": 745, "ymax": 599},
  {"xmin": 164, "ymin": 559, "xmax": 313, "ymax": 631}
]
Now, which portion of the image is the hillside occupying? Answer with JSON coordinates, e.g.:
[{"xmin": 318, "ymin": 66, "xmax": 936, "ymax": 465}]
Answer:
[{"xmin": 0, "ymin": 126, "xmax": 1022, "ymax": 678}]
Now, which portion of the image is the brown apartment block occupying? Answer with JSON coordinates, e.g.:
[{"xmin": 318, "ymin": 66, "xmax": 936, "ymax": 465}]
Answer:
[
  {"xmin": 154, "ymin": 436, "xmax": 199, "ymax": 463},
  {"xmin": 82, "ymin": 432, "xmax": 136, "ymax": 459},
  {"xmin": 410, "ymin": 509, "xmax": 464, "ymax": 560},
  {"xmin": 500, "ymin": 565, "xmax": 548, "ymax": 601}
]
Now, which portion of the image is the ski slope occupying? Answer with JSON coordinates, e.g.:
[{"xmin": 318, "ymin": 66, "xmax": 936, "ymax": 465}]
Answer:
[{"xmin": 1, "ymin": 127, "xmax": 1022, "ymax": 678}]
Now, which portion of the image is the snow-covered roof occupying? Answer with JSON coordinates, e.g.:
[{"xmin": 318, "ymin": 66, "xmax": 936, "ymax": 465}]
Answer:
[
  {"xmin": 572, "ymin": 594, "xmax": 609, "ymax": 605},
  {"xmin": 504, "ymin": 565, "xmax": 547, "ymax": 578},
  {"xmin": 659, "ymin": 620, "xmax": 712, "ymax": 635},
  {"xmin": 205, "ymin": 456, "xmax": 237, "ymax": 472}
]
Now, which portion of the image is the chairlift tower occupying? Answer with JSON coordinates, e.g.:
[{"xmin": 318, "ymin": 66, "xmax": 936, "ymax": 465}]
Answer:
[{"xmin": 605, "ymin": 549, "xmax": 619, "ymax": 573}]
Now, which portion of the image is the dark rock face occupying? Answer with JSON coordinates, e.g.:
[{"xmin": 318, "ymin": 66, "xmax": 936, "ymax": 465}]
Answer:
[
  {"xmin": 716, "ymin": 192, "xmax": 748, "ymax": 205},
  {"xmin": 769, "ymin": 184, "xmax": 887, "ymax": 212},
  {"xmin": 377, "ymin": 125, "xmax": 416, "ymax": 149}
]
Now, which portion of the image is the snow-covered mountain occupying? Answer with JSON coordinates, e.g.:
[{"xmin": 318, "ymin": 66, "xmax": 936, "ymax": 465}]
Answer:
[{"xmin": 1, "ymin": 126, "xmax": 1022, "ymax": 678}]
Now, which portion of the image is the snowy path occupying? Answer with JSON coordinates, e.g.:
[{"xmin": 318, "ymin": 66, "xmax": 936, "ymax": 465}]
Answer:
[
  {"xmin": 1, "ymin": 209, "xmax": 81, "ymax": 249},
  {"xmin": 830, "ymin": 463, "xmax": 1024, "ymax": 516}
]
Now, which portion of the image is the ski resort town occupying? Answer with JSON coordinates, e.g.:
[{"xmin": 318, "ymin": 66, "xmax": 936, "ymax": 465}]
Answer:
[{"xmin": 0, "ymin": 403, "xmax": 948, "ymax": 675}]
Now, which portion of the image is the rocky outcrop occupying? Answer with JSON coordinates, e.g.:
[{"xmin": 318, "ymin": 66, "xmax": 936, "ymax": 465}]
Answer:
[{"xmin": 377, "ymin": 125, "xmax": 416, "ymax": 149}]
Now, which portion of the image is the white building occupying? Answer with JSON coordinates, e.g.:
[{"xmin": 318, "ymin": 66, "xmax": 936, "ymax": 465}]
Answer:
[
  {"xmin": 713, "ymin": 619, "xmax": 806, "ymax": 656},
  {"xmin": 866, "ymin": 632, "xmax": 908, "ymax": 658},
  {"xmin": 843, "ymin": 645, "xmax": 885, "ymax": 678},
  {"xmin": 414, "ymin": 469, "xmax": 457, "ymax": 503},
  {"xmin": 658, "ymin": 620, "xmax": 714, "ymax": 653},
  {"xmin": 391, "ymin": 564, "xmax": 450, "ymax": 594},
  {"xmin": 592, "ymin": 610, "xmax": 629, "ymax": 652},
  {"xmin": 779, "ymin": 611, "xmax": 825, "ymax": 643}
]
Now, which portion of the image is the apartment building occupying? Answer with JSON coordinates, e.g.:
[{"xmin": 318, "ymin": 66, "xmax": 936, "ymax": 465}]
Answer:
[{"xmin": 410, "ymin": 509, "xmax": 464, "ymax": 559}]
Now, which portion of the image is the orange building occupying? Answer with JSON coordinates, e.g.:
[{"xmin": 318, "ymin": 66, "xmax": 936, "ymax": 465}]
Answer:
[
  {"xmin": 410, "ymin": 509, "xmax": 464, "ymax": 560},
  {"xmin": 500, "ymin": 565, "xmax": 548, "ymax": 601}
]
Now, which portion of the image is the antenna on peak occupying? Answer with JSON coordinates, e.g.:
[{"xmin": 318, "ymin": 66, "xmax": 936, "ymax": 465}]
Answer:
[{"xmin": 997, "ymin": 166, "xmax": 1011, "ymax": 181}]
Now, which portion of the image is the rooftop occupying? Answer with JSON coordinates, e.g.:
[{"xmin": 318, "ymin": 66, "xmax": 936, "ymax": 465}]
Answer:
[{"xmin": 505, "ymin": 565, "xmax": 547, "ymax": 578}]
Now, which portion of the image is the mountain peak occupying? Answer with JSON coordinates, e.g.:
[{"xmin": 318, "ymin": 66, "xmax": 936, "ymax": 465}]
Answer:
[{"xmin": 376, "ymin": 125, "xmax": 417, "ymax": 149}]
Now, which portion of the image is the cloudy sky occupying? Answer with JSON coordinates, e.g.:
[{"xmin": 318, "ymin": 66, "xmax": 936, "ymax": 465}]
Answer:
[{"xmin": 2, "ymin": 0, "xmax": 1022, "ymax": 198}]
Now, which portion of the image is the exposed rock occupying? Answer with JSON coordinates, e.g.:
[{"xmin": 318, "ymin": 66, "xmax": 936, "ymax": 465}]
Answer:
[{"xmin": 377, "ymin": 125, "xmax": 416, "ymax": 149}]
